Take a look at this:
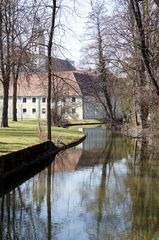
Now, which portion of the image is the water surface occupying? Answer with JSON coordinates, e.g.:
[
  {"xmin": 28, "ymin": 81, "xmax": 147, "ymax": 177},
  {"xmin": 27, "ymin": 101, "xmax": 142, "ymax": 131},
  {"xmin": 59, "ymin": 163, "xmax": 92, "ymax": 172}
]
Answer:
[{"xmin": 1, "ymin": 127, "xmax": 159, "ymax": 240}]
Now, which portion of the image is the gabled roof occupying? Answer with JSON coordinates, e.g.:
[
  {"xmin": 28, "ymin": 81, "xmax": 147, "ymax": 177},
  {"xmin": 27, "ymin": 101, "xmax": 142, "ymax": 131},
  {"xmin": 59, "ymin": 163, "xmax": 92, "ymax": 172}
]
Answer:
[
  {"xmin": 73, "ymin": 72, "xmax": 95, "ymax": 96},
  {"xmin": 0, "ymin": 71, "xmax": 94, "ymax": 98},
  {"xmin": 52, "ymin": 58, "xmax": 76, "ymax": 72}
]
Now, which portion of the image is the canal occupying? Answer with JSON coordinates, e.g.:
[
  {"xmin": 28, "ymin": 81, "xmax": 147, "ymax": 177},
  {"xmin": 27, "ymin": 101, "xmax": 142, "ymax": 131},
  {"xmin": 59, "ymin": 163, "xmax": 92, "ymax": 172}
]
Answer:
[{"xmin": 0, "ymin": 127, "xmax": 159, "ymax": 240}]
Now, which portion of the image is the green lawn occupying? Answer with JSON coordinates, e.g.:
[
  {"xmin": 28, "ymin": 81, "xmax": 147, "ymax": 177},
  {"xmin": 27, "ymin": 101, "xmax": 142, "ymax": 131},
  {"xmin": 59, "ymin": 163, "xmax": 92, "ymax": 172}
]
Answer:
[
  {"xmin": 0, "ymin": 120, "xmax": 84, "ymax": 156},
  {"xmin": 68, "ymin": 119, "xmax": 102, "ymax": 129},
  {"xmin": 68, "ymin": 119, "xmax": 101, "ymax": 124}
]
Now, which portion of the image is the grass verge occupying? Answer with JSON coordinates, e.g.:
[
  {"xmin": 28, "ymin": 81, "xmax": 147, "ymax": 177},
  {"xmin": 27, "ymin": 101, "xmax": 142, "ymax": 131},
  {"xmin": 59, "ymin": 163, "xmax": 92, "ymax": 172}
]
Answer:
[
  {"xmin": 68, "ymin": 119, "xmax": 101, "ymax": 124},
  {"xmin": 0, "ymin": 120, "xmax": 84, "ymax": 156}
]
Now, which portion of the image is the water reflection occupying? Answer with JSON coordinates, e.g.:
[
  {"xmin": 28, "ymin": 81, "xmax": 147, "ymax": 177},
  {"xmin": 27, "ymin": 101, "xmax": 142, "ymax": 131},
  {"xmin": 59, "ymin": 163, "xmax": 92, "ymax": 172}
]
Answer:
[
  {"xmin": 47, "ymin": 166, "xmax": 52, "ymax": 240},
  {"xmin": 53, "ymin": 149, "xmax": 82, "ymax": 172},
  {"xmin": 125, "ymin": 138, "xmax": 159, "ymax": 240},
  {"xmin": 1, "ymin": 128, "xmax": 159, "ymax": 239}
]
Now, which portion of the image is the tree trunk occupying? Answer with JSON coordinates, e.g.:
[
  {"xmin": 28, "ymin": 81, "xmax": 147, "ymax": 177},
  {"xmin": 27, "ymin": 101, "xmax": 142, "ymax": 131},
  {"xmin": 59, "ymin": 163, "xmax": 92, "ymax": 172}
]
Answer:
[
  {"xmin": 1, "ymin": 82, "xmax": 9, "ymax": 127},
  {"xmin": 129, "ymin": 0, "xmax": 150, "ymax": 131},
  {"xmin": 47, "ymin": 71, "xmax": 52, "ymax": 140},
  {"xmin": 12, "ymin": 80, "xmax": 17, "ymax": 121},
  {"xmin": 97, "ymin": 20, "xmax": 114, "ymax": 124},
  {"xmin": 139, "ymin": 62, "xmax": 149, "ymax": 129},
  {"xmin": 130, "ymin": 0, "xmax": 159, "ymax": 96},
  {"xmin": 47, "ymin": 0, "xmax": 56, "ymax": 141},
  {"xmin": 0, "ymin": 0, "xmax": 11, "ymax": 127},
  {"xmin": 12, "ymin": 68, "xmax": 18, "ymax": 121}
]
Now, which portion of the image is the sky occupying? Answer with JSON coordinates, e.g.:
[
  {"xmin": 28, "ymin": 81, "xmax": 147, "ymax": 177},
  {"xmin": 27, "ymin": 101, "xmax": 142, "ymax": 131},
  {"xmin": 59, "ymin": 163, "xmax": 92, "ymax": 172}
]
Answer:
[
  {"xmin": 55, "ymin": 0, "xmax": 91, "ymax": 64},
  {"xmin": 56, "ymin": 0, "xmax": 114, "ymax": 66}
]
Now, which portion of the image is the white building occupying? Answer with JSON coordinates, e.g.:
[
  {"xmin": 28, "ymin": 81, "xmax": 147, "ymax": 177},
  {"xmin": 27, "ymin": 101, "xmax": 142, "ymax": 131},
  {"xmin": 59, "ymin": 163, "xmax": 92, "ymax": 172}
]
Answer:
[
  {"xmin": 0, "ymin": 71, "xmax": 103, "ymax": 121},
  {"xmin": 0, "ymin": 17, "xmax": 108, "ymax": 122}
]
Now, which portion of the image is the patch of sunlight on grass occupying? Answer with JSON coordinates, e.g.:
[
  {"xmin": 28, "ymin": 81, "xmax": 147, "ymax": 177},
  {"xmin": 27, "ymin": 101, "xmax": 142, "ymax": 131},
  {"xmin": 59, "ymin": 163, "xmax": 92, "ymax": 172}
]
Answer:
[{"xmin": 0, "ymin": 120, "xmax": 84, "ymax": 156}]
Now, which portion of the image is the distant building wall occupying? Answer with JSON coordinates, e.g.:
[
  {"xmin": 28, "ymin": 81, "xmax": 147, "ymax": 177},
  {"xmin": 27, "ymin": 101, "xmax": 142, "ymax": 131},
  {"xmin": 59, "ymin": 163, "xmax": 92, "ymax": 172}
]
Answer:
[
  {"xmin": 0, "ymin": 96, "xmax": 83, "ymax": 120},
  {"xmin": 83, "ymin": 96, "xmax": 104, "ymax": 120},
  {"xmin": 83, "ymin": 96, "xmax": 124, "ymax": 120},
  {"xmin": 62, "ymin": 96, "xmax": 83, "ymax": 120}
]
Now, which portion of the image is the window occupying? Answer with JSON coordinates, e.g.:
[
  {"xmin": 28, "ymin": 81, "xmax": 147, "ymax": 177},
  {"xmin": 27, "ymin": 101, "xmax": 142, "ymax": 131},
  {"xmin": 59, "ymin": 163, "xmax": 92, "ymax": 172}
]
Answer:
[
  {"xmin": 72, "ymin": 108, "xmax": 76, "ymax": 114},
  {"xmin": 32, "ymin": 108, "xmax": 36, "ymax": 114},
  {"xmin": 72, "ymin": 97, "xmax": 76, "ymax": 102},
  {"xmin": 32, "ymin": 97, "xmax": 36, "ymax": 103},
  {"xmin": 42, "ymin": 97, "xmax": 46, "ymax": 103},
  {"xmin": 42, "ymin": 108, "xmax": 46, "ymax": 114},
  {"xmin": 23, "ymin": 97, "xmax": 26, "ymax": 103},
  {"xmin": 23, "ymin": 108, "xmax": 27, "ymax": 113}
]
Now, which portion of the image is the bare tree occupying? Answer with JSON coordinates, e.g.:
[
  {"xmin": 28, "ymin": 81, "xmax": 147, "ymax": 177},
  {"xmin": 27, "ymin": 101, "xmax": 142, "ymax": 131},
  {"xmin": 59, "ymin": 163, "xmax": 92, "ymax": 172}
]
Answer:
[
  {"xmin": 10, "ymin": 0, "xmax": 30, "ymax": 121},
  {"xmin": 0, "ymin": 0, "xmax": 12, "ymax": 127},
  {"xmin": 129, "ymin": 0, "xmax": 159, "ymax": 95},
  {"xmin": 102, "ymin": 0, "xmax": 159, "ymax": 134},
  {"xmin": 47, "ymin": 0, "xmax": 57, "ymax": 140},
  {"xmin": 80, "ymin": 1, "xmax": 131, "ymax": 125},
  {"xmin": 81, "ymin": 1, "xmax": 118, "ymax": 125},
  {"xmin": 0, "ymin": 0, "xmax": 42, "ymax": 125},
  {"xmin": 51, "ymin": 74, "xmax": 70, "ymax": 126}
]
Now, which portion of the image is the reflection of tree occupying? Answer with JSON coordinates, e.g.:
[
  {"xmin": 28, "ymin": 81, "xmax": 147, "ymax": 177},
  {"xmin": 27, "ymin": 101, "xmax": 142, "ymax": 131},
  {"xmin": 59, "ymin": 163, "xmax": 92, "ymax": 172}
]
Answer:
[
  {"xmin": 0, "ymin": 196, "xmax": 4, "ymax": 239},
  {"xmin": 0, "ymin": 190, "xmax": 24, "ymax": 239},
  {"xmin": 32, "ymin": 171, "xmax": 47, "ymax": 212},
  {"xmin": 78, "ymin": 134, "xmax": 134, "ymax": 240},
  {"xmin": 3, "ymin": 130, "xmax": 159, "ymax": 239},
  {"xmin": 78, "ymin": 129, "xmax": 133, "ymax": 168},
  {"xmin": 125, "ymin": 138, "xmax": 159, "ymax": 239},
  {"xmin": 96, "ymin": 139, "xmax": 113, "ymax": 237},
  {"xmin": 0, "ymin": 148, "xmax": 82, "ymax": 240},
  {"xmin": 47, "ymin": 166, "xmax": 52, "ymax": 240},
  {"xmin": 0, "ymin": 165, "xmax": 54, "ymax": 240},
  {"xmin": 12, "ymin": 190, "xmax": 16, "ymax": 238},
  {"xmin": 6, "ymin": 194, "xmax": 11, "ymax": 239}
]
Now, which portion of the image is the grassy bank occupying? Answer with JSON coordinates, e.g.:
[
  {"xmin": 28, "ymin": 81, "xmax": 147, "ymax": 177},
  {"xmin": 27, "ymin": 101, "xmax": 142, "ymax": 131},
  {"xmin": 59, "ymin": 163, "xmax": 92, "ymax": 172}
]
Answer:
[
  {"xmin": 0, "ymin": 120, "xmax": 84, "ymax": 156},
  {"xmin": 68, "ymin": 119, "xmax": 101, "ymax": 124}
]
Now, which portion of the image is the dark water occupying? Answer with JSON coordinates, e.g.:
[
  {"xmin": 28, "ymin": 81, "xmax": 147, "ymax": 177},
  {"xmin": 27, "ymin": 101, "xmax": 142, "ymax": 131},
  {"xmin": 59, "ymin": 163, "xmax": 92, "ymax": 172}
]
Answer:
[{"xmin": 1, "ymin": 128, "xmax": 159, "ymax": 240}]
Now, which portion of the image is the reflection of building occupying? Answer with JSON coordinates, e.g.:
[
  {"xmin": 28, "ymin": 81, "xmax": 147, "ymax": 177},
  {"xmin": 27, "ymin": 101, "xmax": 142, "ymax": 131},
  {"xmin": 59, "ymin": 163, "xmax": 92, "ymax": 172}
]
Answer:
[
  {"xmin": 52, "ymin": 128, "xmax": 108, "ymax": 172},
  {"xmin": 83, "ymin": 128, "xmax": 109, "ymax": 150},
  {"xmin": 76, "ymin": 128, "xmax": 132, "ymax": 168},
  {"xmin": 53, "ymin": 149, "xmax": 82, "ymax": 172}
]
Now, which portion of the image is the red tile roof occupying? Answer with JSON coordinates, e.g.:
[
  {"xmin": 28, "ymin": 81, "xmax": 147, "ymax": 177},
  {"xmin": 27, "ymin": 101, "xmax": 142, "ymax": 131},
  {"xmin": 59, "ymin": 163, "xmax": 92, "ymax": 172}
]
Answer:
[{"xmin": 0, "ymin": 71, "xmax": 86, "ymax": 97}]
